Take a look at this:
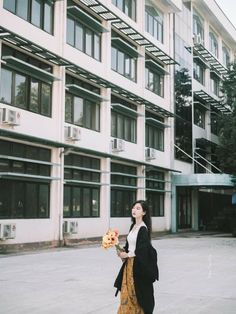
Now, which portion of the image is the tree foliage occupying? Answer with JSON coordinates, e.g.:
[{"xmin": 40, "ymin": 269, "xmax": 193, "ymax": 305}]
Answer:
[{"xmin": 217, "ymin": 62, "xmax": 236, "ymax": 175}]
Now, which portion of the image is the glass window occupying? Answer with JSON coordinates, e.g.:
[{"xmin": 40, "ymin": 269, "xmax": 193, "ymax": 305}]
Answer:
[
  {"xmin": 73, "ymin": 97, "xmax": 84, "ymax": 126},
  {"xmin": 0, "ymin": 68, "xmax": 12, "ymax": 103},
  {"xmin": 75, "ymin": 23, "xmax": 84, "ymax": 51},
  {"xmin": 41, "ymin": 83, "xmax": 51, "ymax": 116},
  {"xmin": 85, "ymin": 28, "xmax": 93, "ymax": 56},
  {"xmin": 12, "ymin": 182, "xmax": 25, "ymax": 218},
  {"xmin": 111, "ymin": 189, "xmax": 136, "ymax": 217},
  {"xmin": 15, "ymin": 73, "xmax": 27, "ymax": 108},
  {"xmin": 3, "ymin": 0, "xmax": 16, "ymax": 12},
  {"xmin": 16, "ymin": 0, "xmax": 28, "ymax": 20},
  {"xmin": 31, "ymin": 0, "xmax": 41, "ymax": 27},
  {"xmin": 66, "ymin": 93, "xmax": 100, "ymax": 131},
  {"xmin": 1, "ymin": 51, "xmax": 52, "ymax": 117},
  {"xmin": 145, "ymin": 5, "xmax": 163, "ymax": 43},
  {"xmin": 112, "ymin": 0, "xmax": 136, "ymax": 20},
  {"xmin": 193, "ymin": 13, "xmax": 204, "ymax": 43},
  {"xmin": 146, "ymin": 123, "xmax": 164, "ymax": 151},
  {"xmin": 94, "ymin": 34, "xmax": 101, "ymax": 61},
  {"xmin": 194, "ymin": 106, "xmax": 205, "ymax": 128},
  {"xmin": 111, "ymin": 45, "xmax": 136, "ymax": 81},
  {"xmin": 66, "ymin": 16, "xmax": 101, "ymax": 61},
  {"xmin": 67, "ymin": 18, "xmax": 75, "ymax": 46},
  {"xmin": 39, "ymin": 184, "xmax": 49, "ymax": 217},
  {"xmin": 72, "ymin": 187, "xmax": 81, "ymax": 217},
  {"xmin": 193, "ymin": 60, "xmax": 205, "ymax": 85},
  {"xmin": 63, "ymin": 186, "xmax": 71, "ymax": 218},
  {"xmin": 145, "ymin": 66, "xmax": 164, "ymax": 97},
  {"xmin": 222, "ymin": 46, "xmax": 230, "ymax": 67},
  {"xmin": 43, "ymin": 2, "xmax": 53, "ymax": 33},
  {"xmin": 210, "ymin": 73, "xmax": 219, "ymax": 96},
  {"xmin": 25, "ymin": 183, "xmax": 38, "ymax": 218},
  {"xmin": 146, "ymin": 191, "xmax": 164, "ymax": 216},
  {"xmin": 209, "ymin": 31, "xmax": 218, "ymax": 58},
  {"xmin": 111, "ymin": 47, "xmax": 117, "ymax": 71},
  {"xmin": 65, "ymin": 94, "xmax": 73, "ymax": 123},
  {"xmin": 30, "ymin": 79, "xmax": 39, "ymax": 112},
  {"xmin": 4, "ymin": 0, "xmax": 53, "ymax": 34}
]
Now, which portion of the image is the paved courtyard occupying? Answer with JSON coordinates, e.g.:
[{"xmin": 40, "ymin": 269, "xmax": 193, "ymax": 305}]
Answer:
[{"xmin": 0, "ymin": 232, "xmax": 236, "ymax": 314}]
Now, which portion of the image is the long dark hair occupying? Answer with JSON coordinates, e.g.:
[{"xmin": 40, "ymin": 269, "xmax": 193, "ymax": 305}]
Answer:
[{"xmin": 131, "ymin": 200, "xmax": 152, "ymax": 238}]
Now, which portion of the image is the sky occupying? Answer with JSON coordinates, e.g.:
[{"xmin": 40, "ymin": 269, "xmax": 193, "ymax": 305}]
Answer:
[{"xmin": 215, "ymin": 0, "xmax": 236, "ymax": 28}]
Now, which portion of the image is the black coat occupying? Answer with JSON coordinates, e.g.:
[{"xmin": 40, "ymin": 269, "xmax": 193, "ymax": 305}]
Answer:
[{"xmin": 114, "ymin": 225, "xmax": 159, "ymax": 314}]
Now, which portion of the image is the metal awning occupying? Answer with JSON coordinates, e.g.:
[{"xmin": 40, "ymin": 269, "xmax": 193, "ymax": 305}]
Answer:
[
  {"xmin": 66, "ymin": 84, "xmax": 109, "ymax": 102},
  {"xmin": 67, "ymin": 6, "xmax": 108, "ymax": 33},
  {"xmin": 77, "ymin": 0, "xmax": 178, "ymax": 65},
  {"xmin": 2, "ymin": 56, "xmax": 60, "ymax": 83},
  {"xmin": 111, "ymin": 103, "xmax": 140, "ymax": 117},
  {"xmin": 195, "ymin": 138, "xmax": 217, "ymax": 149},
  {"xmin": 0, "ymin": 26, "xmax": 70, "ymax": 66},
  {"xmin": 194, "ymin": 90, "xmax": 232, "ymax": 114},
  {"xmin": 0, "ymin": 26, "xmax": 173, "ymax": 118},
  {"xmin": 145, "ymin": 59, "xmax": 169, "ymax": 75},
  {"xmin": 145, "ymin": 117, "xmax": 170, "ymax": 128},
  {"xmin": 192, "ymin": 43, "xmax": 228, "ymax": 76},
  {"xmin": 111, "ymin": 37, "xmax": 141, "ymax": 58}
]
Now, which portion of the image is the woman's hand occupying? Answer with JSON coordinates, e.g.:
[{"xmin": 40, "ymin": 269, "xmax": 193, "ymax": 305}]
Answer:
[{"xmin": 117, "ymin": 251, "xmax": 128, "ymax": 259}]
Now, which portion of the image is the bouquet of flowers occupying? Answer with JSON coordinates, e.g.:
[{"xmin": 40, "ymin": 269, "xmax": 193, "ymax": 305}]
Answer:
[{"xmin": 101, "ymin": 229, "xmax": 123, "ymax": 251}]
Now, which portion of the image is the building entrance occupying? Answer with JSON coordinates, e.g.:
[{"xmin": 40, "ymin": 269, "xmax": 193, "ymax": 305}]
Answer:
[{"xmin": 177, "ymin": 187, "xmax": 192, "ymax": 229}]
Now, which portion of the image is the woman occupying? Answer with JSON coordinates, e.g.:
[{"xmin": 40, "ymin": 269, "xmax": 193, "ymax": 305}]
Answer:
[{"xmin": 114, "ymin": 200, "xmax": 159, "ymax": 314}]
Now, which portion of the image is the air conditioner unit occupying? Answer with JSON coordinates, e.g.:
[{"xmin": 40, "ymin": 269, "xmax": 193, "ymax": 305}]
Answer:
[
  {"xmin": 63, "ymin": 220, "xmax": 70, "ymax": 234},
  {"xmin": 63, "ymin": 220, "xmax": 78, "ymax": 234},
  {"xmin": 145, "ymin": 147, "xmax": 157, "ymax": 160},
  {"xmin": 112, "ymin": 138, "xmax": 125, "ymax": 152},
  {"xmin": 0, "ymin": 224, "xmax": 16, "ymax": 239},
  {"xmin": 70, "ymin": 221, "xmax": 78, "ymax": 234},
  {"xmin": 0, "ymin": 108, "xmax": 21, "ymax": 126},
  {"xmin": 66, "ymin": 126, "xmax": 81, "ymax": 141},
  {"xmin": 193, "ymin": 34, "xmax": 203, "ymax": 45}
]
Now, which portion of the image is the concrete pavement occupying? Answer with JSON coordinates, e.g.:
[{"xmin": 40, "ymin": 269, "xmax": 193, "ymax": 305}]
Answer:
[{"xmin": 0, "ymin": 232, "xmax": 236, "ymax": 313}]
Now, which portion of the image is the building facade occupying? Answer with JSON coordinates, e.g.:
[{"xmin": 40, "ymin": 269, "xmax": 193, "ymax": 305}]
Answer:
[{"xmin": 0, "ymin": 0, "xmax": 235, "ymax": 250}]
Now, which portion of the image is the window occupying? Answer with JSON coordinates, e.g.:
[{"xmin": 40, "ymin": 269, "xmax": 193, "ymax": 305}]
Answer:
[
  {"xmin": 193, "ymin": 13, "xmax": 204, "ymax": 43},
  {"xmin": 111, "ymin": 96, "xmax": 137, "ymax": 143},
  {"xmin": 111, "ymin": 45, "xmax": 136, "ymax": 81},
  {"xmin": 3, "ymin": 0, "xmax": 54, "ymax": 34},
  {"xmin": 210, "ymin": 73, "xmax": 220, "ymax": 96},
  {"xmin": 66, "ymin": 14, "xmax": 101, "ymax": 61},
  {"xmin": 145, "ymin": 5, "xmax": 163, "ymax": 43},
  {"xmin": 112, "ymin": 0, "xmax": 136, "ymax": 20},
  {"xmin": 0, "ymin": 45, "xmax": 52, "ymax": 116},
  {"xmin": 146, "ymin": 170, "xmax": 165, "ymax": 216},
  {"xmin": 210, "ymin": 111, "xmax": 220, "ymax": 135},
  {"xmin": 145, "ymin": 116, "xmax": 164, "ymax": 151},
  {"xmin": 65, "ymin": 93, "xmax": 100, "ymax": 131},
  {"xmin": 193, "ymin": 59, "xmax": 205, "ymax": 85},
  {"xmin": 145, "ymin": 66, "xmax": 164, "ymax": 97},
  {"xmin": 222, "ymin": 46, "xmax": 230, "ymax": 68},
  {"xmin": 0, "ymin": 140, "xmax": 51, "ymax": 219},
  {"xmin": 209, "ymin": 31, "xmax": 218, "ymax": 58},
  {"xmin": 0, "ymin": 67, "xmax": 52, "ymax": 116},
  {"xmin": 0, "ymin": 180, "xmax": 50, "ymax": 219},
  {"xmin": 111, "ymin": 163, "xmax": 136, "ymax": 217},
  {"xmin": 194, "ymin": 105, "xmax": 205, "ymax": 128},
  {"xmin": 63, "ymin": 154, "xmax": 100, "ymax": 218}
]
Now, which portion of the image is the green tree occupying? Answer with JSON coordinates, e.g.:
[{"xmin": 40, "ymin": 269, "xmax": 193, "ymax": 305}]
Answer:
[{"xmin": 217, "ymin": 62, "xmax": 236, "ymax": 175}]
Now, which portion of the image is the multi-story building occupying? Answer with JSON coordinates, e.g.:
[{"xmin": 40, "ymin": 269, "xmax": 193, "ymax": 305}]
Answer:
[
  {"xmin": 0, "ymin": 0, "xmax": 235, "ymax": 250},
  {"xmin": 173, "ymin": 0, "xmax": 236, "ymax": 232}
]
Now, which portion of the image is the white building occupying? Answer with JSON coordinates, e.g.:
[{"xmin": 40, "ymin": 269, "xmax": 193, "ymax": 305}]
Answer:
[{"xmin": 0, "ymin": 0, "xmax": 235, "ymax": 251}]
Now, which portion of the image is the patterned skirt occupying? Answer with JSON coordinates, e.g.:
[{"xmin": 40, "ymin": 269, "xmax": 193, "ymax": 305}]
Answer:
[{"xmin": 117, "ymin": 257, "xmax": 144, "ymax": 314}]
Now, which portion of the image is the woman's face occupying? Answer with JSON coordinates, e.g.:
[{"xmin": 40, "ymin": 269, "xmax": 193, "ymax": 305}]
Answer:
[{"xmin": 132, "ymin": 203, "xmax": 145, "ymax": 220}]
